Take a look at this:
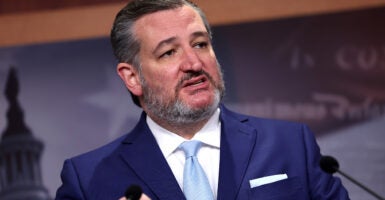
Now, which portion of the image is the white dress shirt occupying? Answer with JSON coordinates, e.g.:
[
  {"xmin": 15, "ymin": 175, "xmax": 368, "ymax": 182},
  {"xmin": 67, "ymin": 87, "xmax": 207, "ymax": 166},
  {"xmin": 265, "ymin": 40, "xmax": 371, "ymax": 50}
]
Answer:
[{"xmin": 147, "ymin": 108, "xmax": 221, "ymax": 199}]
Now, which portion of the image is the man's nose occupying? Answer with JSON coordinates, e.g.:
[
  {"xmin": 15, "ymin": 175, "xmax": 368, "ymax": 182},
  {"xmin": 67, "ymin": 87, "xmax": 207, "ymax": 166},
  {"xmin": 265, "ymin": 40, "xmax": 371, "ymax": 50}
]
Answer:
[{"xmin": 180, "ymin": 48, "xmax": 203, "ymax": 72}]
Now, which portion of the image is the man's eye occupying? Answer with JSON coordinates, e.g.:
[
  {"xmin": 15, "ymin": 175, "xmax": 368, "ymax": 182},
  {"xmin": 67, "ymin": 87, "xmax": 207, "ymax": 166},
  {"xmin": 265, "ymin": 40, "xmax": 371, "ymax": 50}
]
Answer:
[
  {"xmin": 160, "ymin": 49, "xmax": 175, "ymax": 58},
  {"xmin": 194, "ymin": 42, "xmax": 208, "ymax": 49}
]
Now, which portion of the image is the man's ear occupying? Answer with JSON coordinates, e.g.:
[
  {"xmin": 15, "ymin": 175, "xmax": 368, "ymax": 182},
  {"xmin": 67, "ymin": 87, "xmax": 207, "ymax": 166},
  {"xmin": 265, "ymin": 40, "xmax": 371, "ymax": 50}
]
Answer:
[{"xmin": 117, "ymin": 63, "xmax": 143, "ymax": 96}]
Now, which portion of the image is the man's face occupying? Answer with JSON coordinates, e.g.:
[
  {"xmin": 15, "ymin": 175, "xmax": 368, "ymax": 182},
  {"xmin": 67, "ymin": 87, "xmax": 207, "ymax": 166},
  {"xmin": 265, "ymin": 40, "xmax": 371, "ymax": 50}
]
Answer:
[{"xmin": 133, "ymin": 5, "xmax": 225, "ymax": 123}]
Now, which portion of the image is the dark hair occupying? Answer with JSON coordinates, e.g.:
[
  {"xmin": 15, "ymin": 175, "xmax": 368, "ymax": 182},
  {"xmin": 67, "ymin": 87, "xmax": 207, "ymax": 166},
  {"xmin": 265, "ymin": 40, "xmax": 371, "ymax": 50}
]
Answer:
[{"xmin": 110, "ymin": 0, "xmax": 212, "ymax": 107}]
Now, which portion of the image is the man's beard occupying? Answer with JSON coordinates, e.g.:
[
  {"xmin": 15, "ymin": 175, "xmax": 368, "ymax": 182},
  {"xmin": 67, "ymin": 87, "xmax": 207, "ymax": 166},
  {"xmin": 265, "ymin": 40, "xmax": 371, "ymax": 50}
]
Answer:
[{"xmin": 140, "ymin": 69, "xmax": 225, "ymax": 125}]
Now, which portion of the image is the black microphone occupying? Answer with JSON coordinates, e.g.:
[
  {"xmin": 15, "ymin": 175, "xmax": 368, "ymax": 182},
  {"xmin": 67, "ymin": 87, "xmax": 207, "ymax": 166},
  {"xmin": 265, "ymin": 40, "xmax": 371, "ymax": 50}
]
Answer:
[
  {"xmin": 125, "ymin": 185, "xmax": 142, "ymax": 200},
  {"xmin": 320, "ymin": 155, "xmax": 384, "ymax": 200}
]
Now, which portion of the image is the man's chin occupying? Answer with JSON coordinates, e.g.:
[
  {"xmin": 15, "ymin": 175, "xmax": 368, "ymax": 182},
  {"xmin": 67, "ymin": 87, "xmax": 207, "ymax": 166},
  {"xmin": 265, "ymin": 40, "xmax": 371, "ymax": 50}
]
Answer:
[
  {"xmin": 180, "ymin": 94, "xmax": 216, "ymax": 107},
  {"xmin": 181, "ymin": 90, "xmax": 221, "ymax": 111},
  {"xmin": 185, "ymin": 99, "xmax": 219, "ymax": 114},
  {"xmin": 182, "ymin": 101, "xmax": 214, "ymax": 112}
]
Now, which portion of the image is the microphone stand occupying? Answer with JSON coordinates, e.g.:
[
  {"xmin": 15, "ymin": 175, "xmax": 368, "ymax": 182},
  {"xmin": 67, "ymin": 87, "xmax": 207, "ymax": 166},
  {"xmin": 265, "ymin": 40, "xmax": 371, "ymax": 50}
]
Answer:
[
  {"xmin": 320, "ymin": 155, "xmax": 384, "ymax": 200},
  {"xmin": 336, "ymin": 169, "xmax": 384, "ymax": 200}
]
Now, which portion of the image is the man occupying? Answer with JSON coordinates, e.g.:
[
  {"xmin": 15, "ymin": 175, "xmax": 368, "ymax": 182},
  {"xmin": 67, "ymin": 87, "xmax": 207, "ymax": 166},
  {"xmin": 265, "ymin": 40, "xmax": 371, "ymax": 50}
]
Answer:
[{"xmin": 56, "ymin": 0, "xmax": 349, "ymax": 199}]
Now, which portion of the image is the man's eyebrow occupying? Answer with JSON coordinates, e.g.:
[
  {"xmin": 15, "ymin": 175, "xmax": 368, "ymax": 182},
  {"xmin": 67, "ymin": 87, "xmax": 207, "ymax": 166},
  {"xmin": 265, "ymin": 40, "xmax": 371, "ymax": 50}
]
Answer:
[
  {"xmin": 151, "ymin": 31, "xmax": 210, "ymax": 55},
  {"xmin": 152, "ymin": 37, "xmax": 177, "ymax": 55}
]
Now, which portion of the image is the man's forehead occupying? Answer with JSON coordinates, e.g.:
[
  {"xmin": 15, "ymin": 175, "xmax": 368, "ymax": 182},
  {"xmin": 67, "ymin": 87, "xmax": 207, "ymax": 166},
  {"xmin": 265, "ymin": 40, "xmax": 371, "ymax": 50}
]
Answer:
[
  {"xmin": 136, "ymin": 5, "xmax": 197, "ymax": 22},
  {"xmin": 133, "ymin": 5, "xmax": 206, "ymax": 42}
]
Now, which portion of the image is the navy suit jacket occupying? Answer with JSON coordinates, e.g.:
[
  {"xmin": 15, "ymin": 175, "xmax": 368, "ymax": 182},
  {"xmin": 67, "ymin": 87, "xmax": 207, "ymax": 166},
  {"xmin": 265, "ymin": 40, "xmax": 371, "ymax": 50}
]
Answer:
[{"xmin": 56, "ymin": 105, "xmax": 349, "ymax": 199}]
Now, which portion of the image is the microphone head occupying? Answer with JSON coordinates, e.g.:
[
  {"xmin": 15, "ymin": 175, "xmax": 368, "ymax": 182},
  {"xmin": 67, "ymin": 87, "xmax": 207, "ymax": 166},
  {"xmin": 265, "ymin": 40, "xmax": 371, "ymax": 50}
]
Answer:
[
  {"xmin": 320, "ymin": 155, "xmax": 340, "ymax": 174},
  {"xmin": 125, "ymin": 184, "xmax": 142, "ymax": 200}
]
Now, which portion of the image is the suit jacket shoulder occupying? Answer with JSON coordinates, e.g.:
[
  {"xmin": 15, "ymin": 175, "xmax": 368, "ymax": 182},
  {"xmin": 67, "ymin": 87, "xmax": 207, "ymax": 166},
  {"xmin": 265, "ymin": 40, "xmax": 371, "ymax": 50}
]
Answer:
[
  {"xmin": 56, "ymin": 112, "xmax": 185, "ymax": 200},
  {"xmin": 218, "ymin": 105, "xmax": 349, "ymax": 200}
]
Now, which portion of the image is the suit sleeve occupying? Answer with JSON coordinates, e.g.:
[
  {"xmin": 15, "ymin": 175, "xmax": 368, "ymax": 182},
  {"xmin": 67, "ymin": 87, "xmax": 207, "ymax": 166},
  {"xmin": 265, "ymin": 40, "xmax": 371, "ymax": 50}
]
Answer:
[
  {"xmin": 301, "ymin": 124, "xmax": 350, "ymax": 200},
  {"xmin": 55, "ymin": 159, "xmax": 86, "ymax": 200}
]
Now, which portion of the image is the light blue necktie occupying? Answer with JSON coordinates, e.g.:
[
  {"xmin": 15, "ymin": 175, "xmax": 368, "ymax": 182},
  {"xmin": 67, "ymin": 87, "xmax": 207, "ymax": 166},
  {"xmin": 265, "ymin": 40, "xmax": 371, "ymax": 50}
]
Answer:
[{"xmin": 180, "ymin": 140, "xmax": 214, "ymax": 200}]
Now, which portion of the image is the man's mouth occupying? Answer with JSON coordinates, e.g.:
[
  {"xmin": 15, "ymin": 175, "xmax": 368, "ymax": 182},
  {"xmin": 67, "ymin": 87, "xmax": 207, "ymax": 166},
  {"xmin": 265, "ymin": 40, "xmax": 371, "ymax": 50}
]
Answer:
[{"xmin": 182, "ymin": 76, "xmax": 207, "ymax": 88}]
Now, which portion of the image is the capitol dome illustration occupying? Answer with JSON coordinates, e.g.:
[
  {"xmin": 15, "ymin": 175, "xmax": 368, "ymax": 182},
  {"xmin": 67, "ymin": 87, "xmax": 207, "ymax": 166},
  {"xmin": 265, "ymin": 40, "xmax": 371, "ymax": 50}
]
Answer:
[{"xmin": 0, "ymin": 67, "xmax": 51, "ymax": 200}]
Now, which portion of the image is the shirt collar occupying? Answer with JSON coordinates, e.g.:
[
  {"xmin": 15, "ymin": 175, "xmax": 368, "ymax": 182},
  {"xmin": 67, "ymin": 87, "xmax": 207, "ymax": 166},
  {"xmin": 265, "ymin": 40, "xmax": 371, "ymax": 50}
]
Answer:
[{"xmin": 147, "ymin": 108, "xmax": 221, "ymax": 158}]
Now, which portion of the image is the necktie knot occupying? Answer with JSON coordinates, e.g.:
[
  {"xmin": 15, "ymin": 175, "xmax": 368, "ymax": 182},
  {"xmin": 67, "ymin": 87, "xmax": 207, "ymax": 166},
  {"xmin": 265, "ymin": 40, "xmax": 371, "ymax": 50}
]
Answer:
[{"xmin": 180, "ymin": 140, "xmax": 202, "ymax": 158}]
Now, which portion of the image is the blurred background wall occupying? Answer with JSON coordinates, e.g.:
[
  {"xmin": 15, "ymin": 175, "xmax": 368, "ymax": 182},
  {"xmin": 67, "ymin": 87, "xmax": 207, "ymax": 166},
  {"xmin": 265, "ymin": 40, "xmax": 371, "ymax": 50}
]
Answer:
[{"xmin": 2, "ymin": 0, "xmax": 385, "ymax": 47}]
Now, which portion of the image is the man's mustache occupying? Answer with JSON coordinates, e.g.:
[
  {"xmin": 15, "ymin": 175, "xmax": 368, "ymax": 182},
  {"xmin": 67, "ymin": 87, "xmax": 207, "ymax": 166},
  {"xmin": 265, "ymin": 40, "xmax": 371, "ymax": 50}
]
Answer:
[{"xmin": 176, "ymin": 70, "xmax": 215, "ymax": 90}]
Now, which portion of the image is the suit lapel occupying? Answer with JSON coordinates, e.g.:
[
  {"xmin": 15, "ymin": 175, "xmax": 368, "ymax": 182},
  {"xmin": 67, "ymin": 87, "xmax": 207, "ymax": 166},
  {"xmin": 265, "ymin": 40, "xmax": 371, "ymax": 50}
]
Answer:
[
  {"xmin": 217, "ymin": 106, "xmax": 258, "ymax": 200},
  {"xmin": 116, "ymin": 107, "xmax": 257, "ymax": 200},
  {"xmin": 118, "ymin": 113, "xmax": 185, "ymax": 200}
]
